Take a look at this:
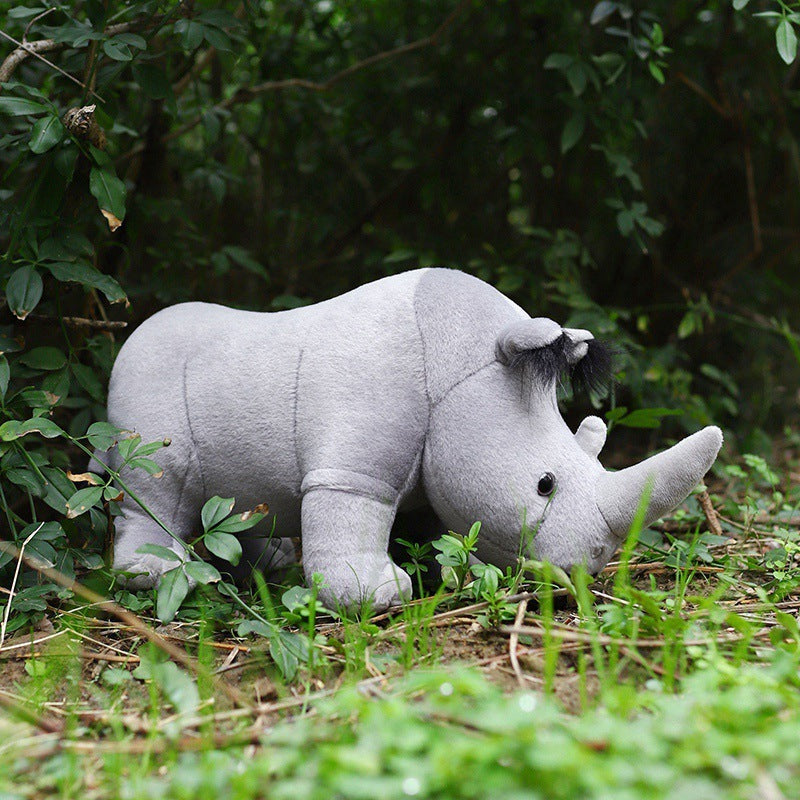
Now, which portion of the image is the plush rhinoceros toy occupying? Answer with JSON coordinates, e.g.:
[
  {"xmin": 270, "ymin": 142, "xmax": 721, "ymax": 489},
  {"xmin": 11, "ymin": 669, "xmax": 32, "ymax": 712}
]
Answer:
[{"xmin": 103, "ymin": 268, "xmax": 722, "ymax": 610}]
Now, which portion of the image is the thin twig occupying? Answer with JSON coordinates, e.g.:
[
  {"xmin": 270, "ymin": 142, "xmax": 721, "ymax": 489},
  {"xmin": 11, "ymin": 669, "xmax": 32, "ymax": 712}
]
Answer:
[
  {"xmin": 508, "ymin": 597, "xmax": 528, "ymax": 688},
  {"xmin": 0, "ymin": 16, "xmax": 166, "ymax": 89},
  {"xmin": 0, "ymin": 540, "xmax": 249, "ymax": 709},
  {"xmin": 0, "ymin": 690, "xmax": 64, "ymax": 735},
  {"xmin": 697, "ymin": 490, "xmax": 724, "ymax": 538},
  {"xmin": 501, "ymin": 623, "xmax": 767, "ymax": 649},
  {"xmin": 0, "ymin": 29, "xmax": 104, "ymax": 101},
  {"xmin": 27, "ymin": 314, "xmax": 128, "ymax": 330},
  {"xmin": 0, "ymin": 523, "xmax": 42, "ymax": 650}
]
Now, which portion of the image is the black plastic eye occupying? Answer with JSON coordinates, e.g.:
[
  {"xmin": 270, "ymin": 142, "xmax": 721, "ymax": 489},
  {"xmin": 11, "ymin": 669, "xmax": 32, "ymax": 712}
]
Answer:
[{"xmin": 537, "ymin": 472, "xmax": 556, "ymax": 497}]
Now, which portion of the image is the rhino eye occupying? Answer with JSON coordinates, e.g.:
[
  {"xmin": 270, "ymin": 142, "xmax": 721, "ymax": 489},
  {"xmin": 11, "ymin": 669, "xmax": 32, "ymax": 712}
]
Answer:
[{"xmin": 537, "ymin": 472, "xmax": 556, "ymax": 497}]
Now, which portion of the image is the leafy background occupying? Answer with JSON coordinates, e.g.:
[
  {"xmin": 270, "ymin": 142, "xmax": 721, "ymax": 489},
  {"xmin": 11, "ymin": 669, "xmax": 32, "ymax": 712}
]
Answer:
[{"xmin": 1, "ymin": 0, "xmax": 800, "ymax": 599}]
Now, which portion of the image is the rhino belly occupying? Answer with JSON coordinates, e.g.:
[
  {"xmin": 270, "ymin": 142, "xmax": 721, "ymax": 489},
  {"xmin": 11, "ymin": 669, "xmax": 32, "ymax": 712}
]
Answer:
[{"xmin": 183, "ymin": 328, "xmax": 303, "ymax": 533}]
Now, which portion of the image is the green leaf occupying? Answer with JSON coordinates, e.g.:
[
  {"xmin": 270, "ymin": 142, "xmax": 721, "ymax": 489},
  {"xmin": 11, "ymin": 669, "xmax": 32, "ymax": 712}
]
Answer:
[
  {"xmin": 29, "ymin": 115, "xmax": 63, "ymax": 154},
  {"xmin": 282, "ymin": 585, "xmax": 313, "ymax": 612},
  {"xmin": 212, "ymin": 511, "xmax": 266, "ymax": 533},
  {"xmin": 175, "ymin": 19, "xmax": 206, "ymax": 50},
  {"xmin": 201, "ymin": 495, "xmax": 235, "ymax": 531},
  {"xmin": 561, "ymin": 113, "xmax": 586, "ymax": 153},
  {"xmin": 269, "ymin": 631, "xmax": 309, "ymax": 680},
  {"xmin": 114, "ymin": 33, "xmax": 147, "ymax": 50},
  {"xmin": 648, "ymin": 61, "xmax": 665, "ymax": 84},
  {"xmin": 71, "ymin": 362, "xmax": 105, "ymax": 402},
  {"xmin": 103, "ymin": 38, "xmax": 133, "ymax": 61},
  {"xmin": 86, "ymin": 421, "xmax": 124, "ymax": 451},
  {"xmin": 0, "ymin": 355, "xmax": 9, "ymax": 399},
  {"xmin": 127, "ymin": 456, "xmax": 163, "ymax": 476},
  {"xmin": 66, "ymin": 485, "xmax": 104, "ymax": 518},
  {"xmin": 543, "ymin": 53, "xmax": 573, "ymax": 70},
  {"xmin": 777, "ymin": 19, "xmax": 798, "ymax": 64},
  {"xmin": 136, "ymin": 544, "xmax": 181, "ymax": 562},
  {"xmin": 203, "ymin": 26, "xmax": 232, "ymax": 50},
  {"xmin": 0, "ymin": 333, "xmax": 23, "ymax": 355},
  {"xmin": 6, "ymin": 266, "xmax": 43, "ymax": 320},
  {"xmin": 204, "ymin": 530, "xmax": 242, "ymax": 566},
  {"xmin": 184, "ymin": 561, "xmax": 221, "ymax": 584},
  {"xmin": 156, "ymin": 568, "xmax": 190, "ymax": 623},
  {"xmin": 47, "ymin": 261, "xmax": 127, "ymax": 304},
  {"xmin": 0, "ymin": 96, "xmax": 48, "ymax": 115},
  {"xmin": 19, "ymin": 347, "xmax": 67, "ymax": 370},
  {"xmin": 590, "ymin": 1, "xmax": 617, "ymax": 25},
  {"xmin": 148, "ymin": 660, "xmax": 199, "ymax": 714},
  {"xmin": 0, "ymin": 417, "xmax": 64, "ymax": 441},
  {"xmin": 732, "ymin": 0, "xmax": 749, "ymax": 8},
  {"xmin": 89, "ymin": 167, "xmax": 126, "ymax": 220}
]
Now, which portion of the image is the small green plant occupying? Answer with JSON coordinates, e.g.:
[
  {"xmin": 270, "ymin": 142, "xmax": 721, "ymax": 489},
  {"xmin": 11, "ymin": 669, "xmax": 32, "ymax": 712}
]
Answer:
[
  {"xmin": 395, "ymin": 537, "xmax": 434, "ymax": 597},
  {"xmin": 431, "ymin": 521, "xmax": 481, "ymax": 592}
]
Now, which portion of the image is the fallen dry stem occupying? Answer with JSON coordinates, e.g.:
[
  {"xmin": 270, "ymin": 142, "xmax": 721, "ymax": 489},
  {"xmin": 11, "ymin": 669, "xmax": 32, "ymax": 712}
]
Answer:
[{"xmin": 0, "ymin": 540, "xmax": 248, "ymax": 709}]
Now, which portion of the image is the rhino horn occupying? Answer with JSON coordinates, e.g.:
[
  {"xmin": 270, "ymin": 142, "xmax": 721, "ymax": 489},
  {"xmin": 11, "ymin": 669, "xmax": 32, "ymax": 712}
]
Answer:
[{"xmin": 596, "ymin": 426, "xmax": 723, "ymax": 538}]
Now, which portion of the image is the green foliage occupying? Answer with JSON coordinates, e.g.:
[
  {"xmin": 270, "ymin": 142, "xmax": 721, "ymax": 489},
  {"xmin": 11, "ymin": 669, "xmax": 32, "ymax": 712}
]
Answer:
[{"xmin": 1, "ymin": 0, "xmax": 800, "ymax": 702}]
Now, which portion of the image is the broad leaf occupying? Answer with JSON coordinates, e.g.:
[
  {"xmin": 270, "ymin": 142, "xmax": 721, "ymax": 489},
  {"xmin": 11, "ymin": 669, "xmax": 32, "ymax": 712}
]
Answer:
[
  {"xmin": 201, "ymin": 495, "xmax": 235, "ymax": 531},
  {"xmin": 89, "ymin": 166, "xmax": 126, "ymax": 220},
  {"xmin": 0, "ymin": 96, "xmax": 48, "ymax": 115},
  {"xmin": 136, "ymin": 544, "xmax": 181, "ymax": 562},
  {"xmin": 0, "ymin": 417, "xmax": 64, "ymax": 441},
  {"xmin": 204, "ymin": 530, "xmax": 242, "ymax": 566},
  {"xmin": 6, "ymin": 266, "xmax": 43, "ymax": 320},
  {"xmin": 0, "ymin": 355, "xmax": 8, "ymax": 399},
  {"xmin": 66, "ymin": 486, "xmax": 104, "ymax": 518},
  {"xmin": 184, "ymin": 561, "xmax": 221, "ymax": 584},
  {"xmin": 132, "ymin": 63, "xmax": 171, "ymax": 99},
  {"xmin": 29, "ymin": 115, "xmax": 63, "ymax": 153},
  {"xmin": 777, "ymin": 19, "xmax": 798, "ymax": 64},
  {"xmin": 19, "ymin": 347, "xmax": 67, "ymax": 370},
  {"xmin": 86, "ymin": 421, "xmax": 125, "ymax": 451},
  {"xmin": 47, "ymin": 261, "xmax": 126, "ymax": 304},
  {"xmin": 156, "ymin": 567, "xmax": 190, "ymax": 623}
]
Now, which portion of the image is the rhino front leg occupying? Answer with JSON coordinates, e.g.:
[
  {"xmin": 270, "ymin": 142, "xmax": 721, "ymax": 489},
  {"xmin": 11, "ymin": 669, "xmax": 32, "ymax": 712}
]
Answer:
[
  {"xmin": 113, "ymin": 503, "xmax": 190, "ymax": 589},
  {"xmin": 301, "ymin": 487, "xmax": 411, "ymax": 612}
]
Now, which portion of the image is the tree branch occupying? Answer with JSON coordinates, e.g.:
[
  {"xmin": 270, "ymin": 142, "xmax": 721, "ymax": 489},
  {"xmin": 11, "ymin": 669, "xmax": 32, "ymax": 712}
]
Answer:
[
  {"xmin": 0, "ymin": 17, "xmax": 164, "ymax": 90},
  {"xmin": 118, "ymin": 0, "xmax": 469, "ymax": 163}
]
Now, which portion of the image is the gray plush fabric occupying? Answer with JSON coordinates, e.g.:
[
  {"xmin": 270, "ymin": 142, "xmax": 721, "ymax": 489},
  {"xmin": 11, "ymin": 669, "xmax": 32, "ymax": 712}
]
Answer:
[{"xmin": 103, "ymin": 268, "xmax": 723, "ymax": 609}]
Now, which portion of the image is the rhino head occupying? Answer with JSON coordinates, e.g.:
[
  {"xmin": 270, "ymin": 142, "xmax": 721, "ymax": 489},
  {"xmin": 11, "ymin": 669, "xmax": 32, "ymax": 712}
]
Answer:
[{"xmin": 422, "ymin": 317, "xmax": 723, "ymax": 575}]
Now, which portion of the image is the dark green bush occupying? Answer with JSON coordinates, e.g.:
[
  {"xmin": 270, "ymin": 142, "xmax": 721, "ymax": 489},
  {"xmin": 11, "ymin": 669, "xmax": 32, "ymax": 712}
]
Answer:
[{"xmin": 1, "ymin": 1, "xmax": 799, "ymax": 596}]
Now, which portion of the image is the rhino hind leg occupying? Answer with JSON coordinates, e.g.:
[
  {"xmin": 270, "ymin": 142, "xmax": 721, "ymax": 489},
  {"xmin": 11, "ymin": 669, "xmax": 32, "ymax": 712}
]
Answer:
[{"xmin": 301, "ymin": 487, "xmax": 411, "ymax": 613}]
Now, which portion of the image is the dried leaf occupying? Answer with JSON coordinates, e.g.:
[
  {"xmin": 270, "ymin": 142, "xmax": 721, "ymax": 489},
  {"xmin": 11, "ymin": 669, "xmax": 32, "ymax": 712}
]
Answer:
[
  {"xmin": 66, "ymin": 471, "xmax": 102, "ymax": 485},
  {"xmin": 242, "ymin": 502, "xmax": 270, "ymax": 521},
  {"xmin": 101, "ymin": 209, "xmax": 123, "ymax": 232}
]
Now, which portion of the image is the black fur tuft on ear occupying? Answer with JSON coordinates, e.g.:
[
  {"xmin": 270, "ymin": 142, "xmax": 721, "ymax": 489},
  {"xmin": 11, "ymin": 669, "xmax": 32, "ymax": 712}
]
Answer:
[
  {"xmin": 507, "ymin": 335, "xmax": 616, "ymax": 395},
  {"xmin": 506, "ymin": 333, "xmax": 571, "ymax": 386},
  {"xmin": 571, "ymin": 339, "xmax": 615, "ymax": 395}
]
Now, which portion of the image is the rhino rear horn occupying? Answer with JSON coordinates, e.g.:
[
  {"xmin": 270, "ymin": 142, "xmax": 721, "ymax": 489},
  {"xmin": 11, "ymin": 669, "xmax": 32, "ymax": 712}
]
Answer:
[{"xmin": 596, "ymin": 426, "xmax": 723, "ymax": 538}]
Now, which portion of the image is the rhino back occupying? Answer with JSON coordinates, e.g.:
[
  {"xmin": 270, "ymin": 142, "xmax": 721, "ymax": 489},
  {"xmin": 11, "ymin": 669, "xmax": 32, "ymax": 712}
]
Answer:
[{"xmin": 121, "ymin": 271, "xmax": 431, "ymax": 508}]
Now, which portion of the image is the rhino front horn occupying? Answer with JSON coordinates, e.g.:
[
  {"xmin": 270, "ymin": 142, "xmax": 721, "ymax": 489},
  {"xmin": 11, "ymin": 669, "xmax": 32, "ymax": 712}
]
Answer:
[{"xmin": 596, "ymin": 426, "xmax": 724, "ymax": 538}]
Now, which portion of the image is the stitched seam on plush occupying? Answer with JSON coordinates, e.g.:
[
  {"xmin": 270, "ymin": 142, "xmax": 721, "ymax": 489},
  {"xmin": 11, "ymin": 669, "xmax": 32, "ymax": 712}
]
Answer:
[
  {"xmin": 301, "ymin": 468, "xmax": 399, "ymax": 502},
  {"xmin": 182, "ymin": 357, "xmax": 207, "ymax": 501},
  {"xmin": 411, "ymin": 279, "xmax": 433, "ymax": 506},
  {"xmin": 431, "ymin": 358, "xmax": 496, "ymax": 410},
  {"xmin": 292, "ymin": 348, "xmax": 304, "ymax": 495}
]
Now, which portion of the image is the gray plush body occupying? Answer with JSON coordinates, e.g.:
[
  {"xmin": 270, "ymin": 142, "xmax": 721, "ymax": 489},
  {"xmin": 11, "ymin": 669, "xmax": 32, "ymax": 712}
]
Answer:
[{"xmin": 105, "ymin": 268, "xmax": 722, "ymax": 609}]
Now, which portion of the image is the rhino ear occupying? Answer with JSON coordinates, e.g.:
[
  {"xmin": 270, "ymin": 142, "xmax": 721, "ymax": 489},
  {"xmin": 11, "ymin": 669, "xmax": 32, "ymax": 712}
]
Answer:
[
  {"xmin": 496, "ymin": 319, "xmax": 614, "ymax": 393},
  {"xmin": 495, "ymin": 318, "xmax": 563, "ymax": 365}
]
